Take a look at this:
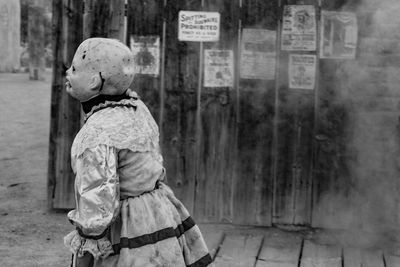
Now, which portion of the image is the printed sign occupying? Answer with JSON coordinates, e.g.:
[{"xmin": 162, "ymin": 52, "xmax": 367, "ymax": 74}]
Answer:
[
  {"xmin": 289, "ymin": 54, "xmax": 316, "ymax": 90},
  {"xmin": 204, "ymin": 49, "xmax": 234, "ymax": 87},
  {"xmin": 240, "ymin": 28, "xmax": 276, "ymax": 80},
  {"xmin": 281, "ymin": 5, "xmax": 317, "ymax": 51},
  {"xmin": 130, "ymin": 35, "xmax": 160, "ymax": 76},
  {"xmin": 320, "ymin": 11, "xmax": 358, "ymax": 59},
  {"xmin": 178, "ymin": 11, "xmax": 220, "ymax": 42}
]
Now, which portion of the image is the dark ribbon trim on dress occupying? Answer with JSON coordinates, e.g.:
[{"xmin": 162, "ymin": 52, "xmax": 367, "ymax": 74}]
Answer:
[
  {"xmin": 111, "ymin": 216, "xmax": 196, "ymax": 254},
  {"xmin": 81, "ymin": 92, "xmax": 132, "ymax": 114},
  {"xmin": 76, "ymin": 226, "xmax": 109, "ymax": 240},
  {"xmin": 187, "ymin": 254, "xmax": 213, "ymax": 267}
]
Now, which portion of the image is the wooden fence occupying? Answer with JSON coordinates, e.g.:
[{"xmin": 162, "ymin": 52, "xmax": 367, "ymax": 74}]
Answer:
[{"xmin": 48, "ymin": 0, "xmax": 400, "ymax": 231}]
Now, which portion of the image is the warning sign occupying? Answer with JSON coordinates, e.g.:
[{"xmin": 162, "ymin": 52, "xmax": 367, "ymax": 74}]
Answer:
[{"xmin": 178, "ymin": 11, "xmax": 220, "ymax": 42}]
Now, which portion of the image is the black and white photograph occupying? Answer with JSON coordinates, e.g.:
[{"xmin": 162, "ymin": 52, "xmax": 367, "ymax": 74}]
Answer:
[{"xmin": 1, "ymin": 0, "xmax": 400, "ymax": 266}]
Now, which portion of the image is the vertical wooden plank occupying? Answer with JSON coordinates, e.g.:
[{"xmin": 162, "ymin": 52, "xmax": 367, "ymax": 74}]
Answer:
[
  {"xmin": 159, "ymin": 0, "xmax": 202, "ymax": 214},
  {"xmin": 85, "ymin": 0, "xmax": 110, "ymax": 37},
  {"xmin": 84, "ymin": 0, "xmax": 125, "ymax": 41},
  {"xmin": 232, "ymin": 0, "xmax": 278, "ymax": 226},
  {"xmin": 192, "ymin": 0, "xmax": 239, "ymax": 224},
  {"xmin": 214, "ymin": 234, "xmax": 263, "ymax": 267},
  {"xmin": 311, "ymin": 60, "xmax": 352, "ymax": 229},
  {"xmin": 83, "ymin": 0, "xmax": 94, "ymax": 39},
  {"xmin": 158, "ymin": 0, "xmax": 167, "ymax": 144},
  {"xmin": 49, "ymin": 0, "xmax": 82, "ymax": 209},
  {"xmin": 274, "ymin": 91, "xmax": 314, "ymax": 225},
  {"xmin": 273, "ymin": 0, "xmax": 317, "ymax": 226},
  {"xmin": 272, "ymin": 0, "xmax": 283, "ymax": 226},
  {"xmin": 300, "ymin": 240, "xmax": 341, "ymax": 267},
  {"xmin": 108, "ymin": 0, "xmax": 125, "ymax": 41},
  {"xmin": 311, "ymin": 1, "xmax": 355, "ymax": 230},
  {"xmin": 48, "ymin": 0, "xmax": 63, "ymax": 210},
  {"xmin": 128, "ymin": 0, "xmax": 162, "ymax": 117}
]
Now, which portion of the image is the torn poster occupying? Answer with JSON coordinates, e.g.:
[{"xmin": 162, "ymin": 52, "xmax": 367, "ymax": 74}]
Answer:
[
  {"xmin": 281, "ymin": 5, "xmax": 316, "ymax": 51},
  {"xmin": 289, "ymin": 54, "xmax": 316, "ymax": 90},
  {"xmin": 130, "ymin": 35, "xmax": 160, "ymax": 76},
  {"xmin": 320, "ymin": 11, "xmax": 358, "ymax": 59},
  {"xmin": 240, "ymin": 28, "xmax": 276, "ymax": 80},
  {"xmin": 178, "ymin": 11, "xmax": 220, "ymax": 42},
  {"xmin": 204, "ymin": 49, "xmax": 234, "ymax": 87}
]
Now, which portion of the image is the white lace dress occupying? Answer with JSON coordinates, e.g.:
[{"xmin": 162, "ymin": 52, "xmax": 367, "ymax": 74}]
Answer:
[{"xmin": 64, "ymin": 97, "xmax": 212, "ymax": 267}]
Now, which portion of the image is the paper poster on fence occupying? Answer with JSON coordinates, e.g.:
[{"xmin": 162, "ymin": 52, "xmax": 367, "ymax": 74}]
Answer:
[
  {"xmin": 281, "ymin": 5, "xmax": 316, "ymax": 51},
  {"xmin": 289, "ymin": 54, "xmax": 316, "ymax": 89},
  {"xmin": 130, "ymin": 35, "xmax": 160, "ymax": 76},
  {"xmin": 204, "ymin": 49, "xmax": 234, "ymax": 87},
  {"xmin": 178, "ymin": 11, "xmax": 220, "ymax": 42},
  {"xmin": 240, "ymin": 28, "xmax": 276, "ymax": 80},
  {"xmin": 320, "ymin": 11, "xmax": 358, "ymax": 59}
]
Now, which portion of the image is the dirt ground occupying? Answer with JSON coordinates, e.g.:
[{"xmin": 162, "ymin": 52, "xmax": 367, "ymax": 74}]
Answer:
[{"xmin": 0, "ymin": 72, "xmax": 72, "ymax": 267}]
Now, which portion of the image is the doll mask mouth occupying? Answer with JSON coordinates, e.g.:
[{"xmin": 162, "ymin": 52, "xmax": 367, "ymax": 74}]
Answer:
[{"xmin": 65, "ymin": 80, "xmax": 71, "ymax": 90}]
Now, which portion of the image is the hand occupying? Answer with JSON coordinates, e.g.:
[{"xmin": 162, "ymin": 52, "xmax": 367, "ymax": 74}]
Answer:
[
  {"xmin": 74, "ymin": 252, "xmax": 94, "ymax": 267},
  {"xmin": 126, "ymin": 88, "xmax": 139, "ymax": 99}
]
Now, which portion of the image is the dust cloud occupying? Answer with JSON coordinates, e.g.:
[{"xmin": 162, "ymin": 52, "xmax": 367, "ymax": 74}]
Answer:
[{"xmin": 314, "ymin": 0, "xmax": 400, "ymax": 250}]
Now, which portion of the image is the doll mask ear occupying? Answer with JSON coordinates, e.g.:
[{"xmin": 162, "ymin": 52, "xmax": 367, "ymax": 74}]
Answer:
[{"xmin": 88, "ymin": 73, "xmax": 103, "ymax": 93}]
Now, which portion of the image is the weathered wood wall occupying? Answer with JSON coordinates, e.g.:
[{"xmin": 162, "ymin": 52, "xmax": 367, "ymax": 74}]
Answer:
[
  {"xmin": 49, "ymin": 0, "xmax": 400, "ymax": 232},
  {"xmin": 49, "ymin": 0, "xmax": 127, "ymax": 209},
  {"xmin": 130, "ymin": 0, "xmax": 278, "ymax": 226},
  {"xmin": 48, "ymin": 0, "xmax": 82, "ymax": 209}
]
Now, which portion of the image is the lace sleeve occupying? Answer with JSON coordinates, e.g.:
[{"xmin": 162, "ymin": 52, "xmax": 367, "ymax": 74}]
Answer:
[
  {"xmin": 68, "ymin": 145, "xmax": 120, "ymax": 236},
  {"xmin": 64, "ymin": 145, "xmax": 120, "ymax": 258}
]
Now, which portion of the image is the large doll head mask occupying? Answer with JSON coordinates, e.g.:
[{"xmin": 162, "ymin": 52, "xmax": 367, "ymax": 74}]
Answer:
[{"xmin": 66, "ymin": 38, "xmax": 134, "ymax": 101}]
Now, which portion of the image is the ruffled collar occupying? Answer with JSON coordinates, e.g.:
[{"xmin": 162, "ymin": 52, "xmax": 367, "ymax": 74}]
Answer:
[
  {"xmin": 81, "ymin": 93, "xmax": 132, "ymax": 114},
  {"xmin": 81, "ymin": 93, "xmax": 139, "ymax": 122}
]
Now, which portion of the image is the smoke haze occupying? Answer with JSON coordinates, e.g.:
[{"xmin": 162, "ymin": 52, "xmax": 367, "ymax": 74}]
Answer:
[{"xmin": 313, "ymin": 0, "xmax": 400, "ymax": 249}]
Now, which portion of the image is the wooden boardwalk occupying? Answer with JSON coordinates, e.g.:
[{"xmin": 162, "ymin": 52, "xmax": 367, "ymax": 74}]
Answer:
[{"xmin": 200, "ymin": 224, "xmax": 400, "ymax": 267}]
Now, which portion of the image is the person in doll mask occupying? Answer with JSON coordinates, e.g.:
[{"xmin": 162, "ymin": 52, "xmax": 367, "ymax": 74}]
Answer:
[{"xmin": 64, "ymin": 38, "xmax": 212, "ymax": 267}]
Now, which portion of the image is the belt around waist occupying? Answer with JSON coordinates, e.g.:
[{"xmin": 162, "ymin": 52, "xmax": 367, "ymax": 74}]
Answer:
[{"xmin": 120, "ymin": 180, "xmax": 161, "ymax": 200}]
